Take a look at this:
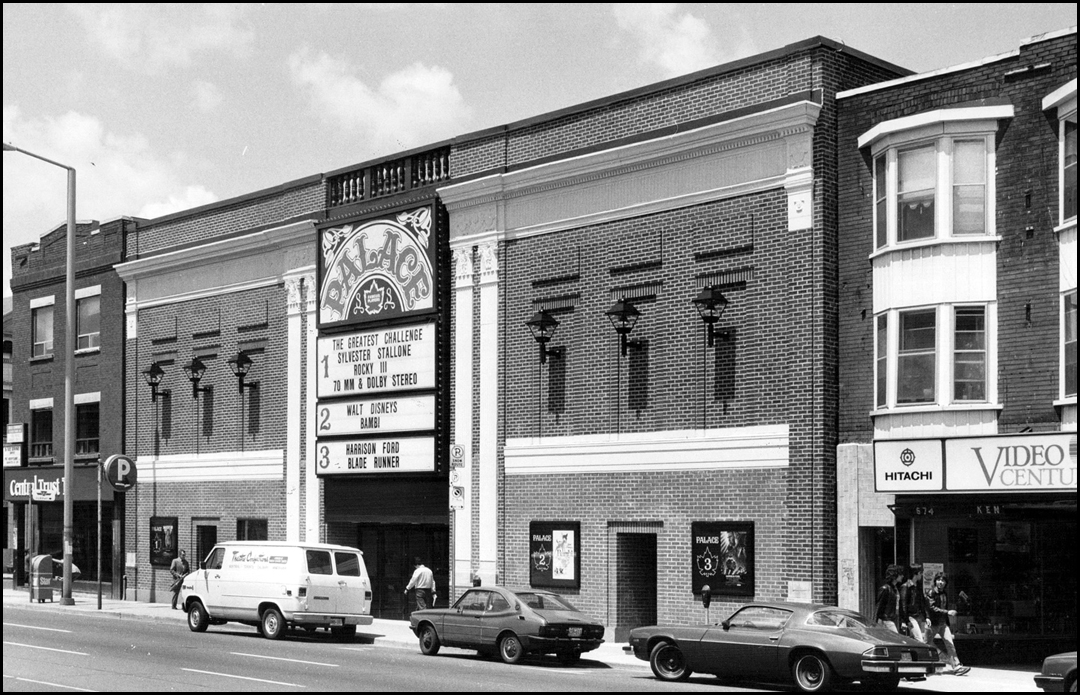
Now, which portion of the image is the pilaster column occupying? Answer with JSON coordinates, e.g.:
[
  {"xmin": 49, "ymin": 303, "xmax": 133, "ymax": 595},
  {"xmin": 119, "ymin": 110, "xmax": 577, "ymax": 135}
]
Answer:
[
  {"xmin": 302, "ymin": 272, "xmax": 320, "ymax": 542},
  {"xmin": 284, "ymin": 273, "xmax": 305, "ymax": 542},
  {"xmin": 477, "ymin": 240, "xmax": 499, "ymax": 584},
  {"xmin": 451, "ymin": 246, "xmax": 475, "ymax": 592}
]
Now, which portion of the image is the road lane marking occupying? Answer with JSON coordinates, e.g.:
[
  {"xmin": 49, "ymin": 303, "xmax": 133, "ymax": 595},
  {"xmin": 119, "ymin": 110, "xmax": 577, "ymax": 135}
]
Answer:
[
  {"xmin": 3, "ymin": 641, "xmax": 88, "ymax": 656},
  {"xmin": 3, "ymin": 623, "xmax": 73, "ymax": 633},
  {"xmin": 3, "ymin": 674, "xmax": 95, "ymax": 691},
  {"xmin": 181, "ymin": 668, "xmax": 306, "ymax": 687},
  {"xmin": 230, "ymin": 652, "xmax": 340, "ymax": 667}
]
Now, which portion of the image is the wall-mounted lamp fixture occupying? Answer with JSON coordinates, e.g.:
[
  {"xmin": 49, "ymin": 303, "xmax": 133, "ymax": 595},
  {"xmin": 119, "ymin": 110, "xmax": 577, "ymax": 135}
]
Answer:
[
  {"xmin": 228, "ymin": 351, "xmax": 258, "ymax": 392},
  {"xmin": 692, "ymin": 286, "xmax": 729, "ymax": 347},
  {"xmin": 605, "ymin": 298, "xmax": 642, "ymax": 356},
  {"xmin": 182, "ymin": 357, "xmax": 213, "ymax": 399},
  {"xmin": 142, "ymin": 362, "xmax": 171, "ymax": 402},
  {"xmin": 525, "ymin": 309, "xmax": 562, "ymax": 364}
]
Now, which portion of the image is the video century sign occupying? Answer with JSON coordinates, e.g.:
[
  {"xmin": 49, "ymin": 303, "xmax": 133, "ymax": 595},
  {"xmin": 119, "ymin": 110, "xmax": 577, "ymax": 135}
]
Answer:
[{"xmin": 875, "ymin": 432, "xmax": 1077, "ymax": 493}]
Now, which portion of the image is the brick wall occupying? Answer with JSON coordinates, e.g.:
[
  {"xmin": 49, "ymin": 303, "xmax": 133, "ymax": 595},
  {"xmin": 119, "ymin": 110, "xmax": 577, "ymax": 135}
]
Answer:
[{"xmin": 837, "ymin": 31, "xmax": 1077, "ymax": 441}]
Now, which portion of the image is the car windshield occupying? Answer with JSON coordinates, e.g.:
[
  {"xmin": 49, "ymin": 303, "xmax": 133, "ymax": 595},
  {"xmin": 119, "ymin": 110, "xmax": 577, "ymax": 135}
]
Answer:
[
  {"xmin": 807, "ymin": 609, "xmax": 875, "ymax": 628},
  {"xmin": 514, "ymin": 591, "xmax": 578, "ymax": 611}
]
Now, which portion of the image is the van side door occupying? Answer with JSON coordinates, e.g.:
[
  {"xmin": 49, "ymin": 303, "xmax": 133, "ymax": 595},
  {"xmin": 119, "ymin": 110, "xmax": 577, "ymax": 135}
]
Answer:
[
  {"xmin": 305, "ymin": 549, "xmax": 337, "ymax": 616},
  {"xmin": 201, "ymin": 547, "xmax": 226, "ymax": 615}
]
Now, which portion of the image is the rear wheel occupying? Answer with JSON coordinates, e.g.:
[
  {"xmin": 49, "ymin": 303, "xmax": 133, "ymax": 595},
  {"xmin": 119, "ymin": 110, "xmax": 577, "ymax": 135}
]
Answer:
[
  {"xmin": 792, "ymin": 653, "xmax": 833, "ymax": 693},
  {"xmin": 418, "ymin": 624, "xmax": 441, "ymax": 655},
  {"xmin": 650, "ymin": 641, "xmax": 692, "ymax": 682},
  {"xmin": 261, "ymin": 608, "xmax": 286, "ymax": 640},
  {"xmin": 187, "ymin": 600, "xmax": 209, "ymax": 632},
  {"xmin": 499, "ymin": 633, "xmax": 524, "ymax": 664}
]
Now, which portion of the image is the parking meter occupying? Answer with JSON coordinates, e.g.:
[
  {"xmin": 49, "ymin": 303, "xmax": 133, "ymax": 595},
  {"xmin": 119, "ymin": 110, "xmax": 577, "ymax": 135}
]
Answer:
[{"xmin": 701, "ymin": 584, "xmax": 712, "ymax": 623}]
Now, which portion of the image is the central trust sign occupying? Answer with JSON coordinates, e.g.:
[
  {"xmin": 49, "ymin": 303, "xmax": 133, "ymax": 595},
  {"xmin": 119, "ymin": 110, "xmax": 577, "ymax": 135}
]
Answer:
[{"xmin": 875, "ymin": 433, "xmax": 1077, "ymax": 493}]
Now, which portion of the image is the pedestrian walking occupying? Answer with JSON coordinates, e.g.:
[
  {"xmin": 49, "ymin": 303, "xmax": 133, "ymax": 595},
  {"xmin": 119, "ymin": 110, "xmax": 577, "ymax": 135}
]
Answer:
[
  {"xmin": 875, "ymin": 563, "xmax": 903, "ymax": 632},
  {"xmin": 900, "ymin": 562, "xmax": 931, "ymax": 642},
  {"xmin": 404, "ymin": 557, "xmax": 436, "ymax": 611},
  {"xmin": 927, "ymin": 572, "xmax": 970, "ymax": 676},
  {"xmin": 169, "ymin": 549, "xmax": 189, "ymax": 610}
]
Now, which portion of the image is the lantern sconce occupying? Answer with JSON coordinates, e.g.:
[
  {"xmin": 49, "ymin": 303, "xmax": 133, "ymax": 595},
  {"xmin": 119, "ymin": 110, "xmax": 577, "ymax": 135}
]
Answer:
[
  {"xmin": 692, "ymin": 286, "xmax": 729, "ymax": 347},
  {"xmin": 605, "ymin": 298, "xmax": 643, "ymax": 356},
  {"xmin": 228, "ymin": 351, "xmax": 259, "ymax": 393},
  {"xmin": 142, "ymin": 362, "xmax": 171, "ymax": 402},
  {"xmin": 525, "ymin": 309, "xmax": 563, "ymax": 364},
  {"xmin": 182, "ymin": 356, "xmax": 213, "ymax": 399}
]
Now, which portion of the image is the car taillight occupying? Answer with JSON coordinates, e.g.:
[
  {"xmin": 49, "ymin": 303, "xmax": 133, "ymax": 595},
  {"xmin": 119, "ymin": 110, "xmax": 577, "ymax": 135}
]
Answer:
[
  {"xmin": 863, "ymin": 646, "xmax": 889, "ymax": 658},
  {"xmin": 538, "ymin": 625, "xmax": 560, "ymax": 638},
  {"xmin": 365, "ymin": 591, "xmax": 372, "ymax": 601}
]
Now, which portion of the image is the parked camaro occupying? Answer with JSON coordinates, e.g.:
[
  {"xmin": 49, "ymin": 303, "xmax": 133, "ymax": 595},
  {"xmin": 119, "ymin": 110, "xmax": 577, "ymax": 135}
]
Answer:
[
  {"xmin": 1035, "ymin": 651, "xmax": 1076, "ymax": 692},
  {"xmin": 629, "ymin": 602, "xmax": 943, "ymax": 692},
  {"xmin": 410, "ymin": 586, "xmax": 604, "ymax": 664}
]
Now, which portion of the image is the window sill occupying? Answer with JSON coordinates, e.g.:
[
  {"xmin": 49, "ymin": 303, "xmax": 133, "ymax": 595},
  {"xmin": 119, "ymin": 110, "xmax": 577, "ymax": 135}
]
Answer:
[
  {"xmin": 869, "ymin": 235, "xmax": 1002, "ymax": 261},
  {"xmin": 75, "ymin": 453, "xmax": 101, "ymax": 462},
  {"xmin": 30, "ymin": 355, "xmax": 54, "ymax": 364},
  {"xmin": 1053, "ymin": 397, "xmax": 1077, "ymax": 407},
  {"xmin": 74, "ymin": 347, "xmax": 101, "ymax": 356},
  {"xmin": 870, "ymin": 403, "xmax": 1003, "ymax": 417},
  {"xmin": 28, "ymin": 457, "xmax": 56, "ymax": 465},
  {"xmin": 1053, "ymin": 218, "xmax": 1077, "ymax": 236}
]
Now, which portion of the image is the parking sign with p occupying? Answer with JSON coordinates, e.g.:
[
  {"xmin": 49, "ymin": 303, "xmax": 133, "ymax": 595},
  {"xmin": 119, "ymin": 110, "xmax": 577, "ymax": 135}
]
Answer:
[{"xmin": 103, "ymin": 454, "xmax": 138, "ymax": 492}]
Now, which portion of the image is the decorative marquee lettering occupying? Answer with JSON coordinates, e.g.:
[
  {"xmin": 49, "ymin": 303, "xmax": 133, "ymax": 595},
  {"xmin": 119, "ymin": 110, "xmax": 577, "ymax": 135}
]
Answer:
[{"xmin": 319, "ymin": 207, "xmax": 435, "ymax": 326}]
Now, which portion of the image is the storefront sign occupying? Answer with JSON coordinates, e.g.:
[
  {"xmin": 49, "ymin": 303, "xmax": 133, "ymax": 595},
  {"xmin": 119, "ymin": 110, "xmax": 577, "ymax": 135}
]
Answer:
[
  {"xmin": 315, "ymin": 436, "xmax": 435, "ymax": 475},
  {"xmin": 946, "ymin": 434, "xmax": 1077, "ymax": 491},
  {"xmin": 876, "ymin": 433, "xmax": 1077, "ymax": 493},
  {"xmin": 318, "ymin": 207, "xmax": 436, "ymax": 328},
  {"xmin": 691, "ymin": 521, "xmax": 755, "ymax": 597},
  {"xmin": 316, "ymin": 395, "xmax": 435, "ymax": 436},
  {"xmin": 3, "ymin": 444, "xmax": 23, "ymax": 469},
  {"xmin": 150, "ymin": 516, "xmax": 178, "ymax": 568},
  {"xmin": 4, "ymin": 466, "xmax": 113, "ymax": 502},
  {"xmin": 874, "ymin": 439, "xmax": 944, "ymax": 491},
  {"xmin": 7, "ymin": 473, "xmax": 64, "ymax": 501},
  {"xmin": 316, "ymin": 324, "xmax": 435, "ymax": 398},
  {"xmin": 529, "ymin": 521, "xmax": 580, "ymax": 589}
]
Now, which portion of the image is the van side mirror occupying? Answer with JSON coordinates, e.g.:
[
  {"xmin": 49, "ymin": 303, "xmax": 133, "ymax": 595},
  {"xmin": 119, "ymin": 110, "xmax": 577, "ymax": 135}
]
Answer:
[{"xmin": 200, "ymin": 561, "xmax": 206, "ymax": 570}]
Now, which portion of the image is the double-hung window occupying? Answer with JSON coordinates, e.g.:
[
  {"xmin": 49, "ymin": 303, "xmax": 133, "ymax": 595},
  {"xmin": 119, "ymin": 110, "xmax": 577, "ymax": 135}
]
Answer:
[
  {"xmin": 953, "ymin": 307, "xmax": 986, "ymax": 402},
  {"xmin": 32, "ymin": 304, "xmax": 54, "ymax": 358},
  {"xmin": 1066, "ymin": 291, "xmax": 1077, "ymax": 399},
  {"xmin": 30, "ymin": 408, "xmax": 53, "ymax": 459},
  {"xmin": 896, "ymin": 310, "xmax": 936, "ymax": 404},
  {"xmin": 896, "ymin": 146, "xmax": 936, "ymax": 242},
  {"xmin": 75, "ymin": 403, "xmax": 100, "ymax": 456},
  {"xmin": 76, "ymin": 295, "xmax": 100, "ymax": 351},
  {"xmin": 1064, "ymin": 120, "xmax": 1077, "ymax": 223}
]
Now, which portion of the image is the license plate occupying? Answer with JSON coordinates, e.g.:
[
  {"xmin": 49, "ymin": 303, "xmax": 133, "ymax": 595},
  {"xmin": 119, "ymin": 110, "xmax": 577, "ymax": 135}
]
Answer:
[
  {"xmin": 900, "ymin": 652, "xmax": 912, "ymax": 662},
  {"xmin": 331, "ymin": 618, "xmax": 343, "ymax": 627},
  {"xmin": 567, "ymin": 627, "xmax": 582, "ymax": 638}
]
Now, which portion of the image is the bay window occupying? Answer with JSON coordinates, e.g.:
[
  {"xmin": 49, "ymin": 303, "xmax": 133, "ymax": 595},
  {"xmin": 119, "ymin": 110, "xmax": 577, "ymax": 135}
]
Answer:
[
  {"xmin": 897, "ymin": 146, "xmax": 936, "ymax": 241},
  {"xmin": 874, "ymin": 304, "xmax": 993, "ymax": 411}
]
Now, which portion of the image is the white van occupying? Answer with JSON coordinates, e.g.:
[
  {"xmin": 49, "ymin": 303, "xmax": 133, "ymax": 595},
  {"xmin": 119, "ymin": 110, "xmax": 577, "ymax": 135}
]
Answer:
[{"xmin": 180, "ymin": 541, "xmax": 374, "ymax": 640}]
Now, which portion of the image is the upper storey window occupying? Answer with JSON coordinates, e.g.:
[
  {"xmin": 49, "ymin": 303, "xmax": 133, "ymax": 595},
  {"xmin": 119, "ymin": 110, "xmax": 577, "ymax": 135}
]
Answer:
[
  {"xmin": 859, "ymin": 105, "xmax": 1012, "ymax": 252},
  {"xmin": 1044, "ymin": 78, "xmax": 1077, "ymax": 225}
]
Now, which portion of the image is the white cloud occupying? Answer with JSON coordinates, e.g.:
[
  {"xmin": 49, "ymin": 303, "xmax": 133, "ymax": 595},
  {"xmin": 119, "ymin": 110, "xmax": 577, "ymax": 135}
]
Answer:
[
  {"xmin": 612, "ymin": 3, "xmax": 754, "ymax": 78},
  {"xmin": 192, "ymin": 80, "xmax": 223, "ymax": 113},
  {"xmin": 288, "ymin": 49, "xmax": 472, "ymax": 158},
  {"xmin": 3, "ymin": 105, "xmax": 218, "ymax": 294},
  {"xmin": 66, "ymin": 4, "xmax": 254, "ymax": 72}
]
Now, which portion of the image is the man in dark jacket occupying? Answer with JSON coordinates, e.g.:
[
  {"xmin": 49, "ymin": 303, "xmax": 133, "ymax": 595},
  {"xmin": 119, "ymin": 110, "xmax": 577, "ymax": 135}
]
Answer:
[
  {"xmin": 900, "ymin": 563, "xmax": 930, "ymax": 642},
  {"xmin": 927, "ymin": 572, "xmax": 970, "ymax": 676},
  {"xmin": 874, "ymin": 564, "xmax": 903, "ymax": 632}
]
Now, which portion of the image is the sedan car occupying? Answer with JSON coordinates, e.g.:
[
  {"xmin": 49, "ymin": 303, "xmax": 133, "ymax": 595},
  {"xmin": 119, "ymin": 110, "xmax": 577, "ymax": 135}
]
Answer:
[
  {"xmin": 629, "ymin": 602, "xmax": 942, "ymax": 692},
  {"xmin": 1035, "ymin": 651, "xmax": 1076, "ymax": 692},
  {"xmin": 410, "ymin": 586, "xmax": 604, "ymax": 664}
]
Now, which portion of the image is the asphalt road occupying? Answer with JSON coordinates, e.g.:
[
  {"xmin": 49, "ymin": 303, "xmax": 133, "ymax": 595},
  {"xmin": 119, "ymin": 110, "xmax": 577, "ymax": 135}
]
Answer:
[{"xmin": 3, "ymin": 605, "xmax": 769, "ymax": 692}]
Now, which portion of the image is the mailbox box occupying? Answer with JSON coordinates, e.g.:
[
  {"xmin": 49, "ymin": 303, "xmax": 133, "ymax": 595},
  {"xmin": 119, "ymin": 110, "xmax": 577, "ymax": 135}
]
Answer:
[{"xmin": 30, "ymin": 555, "xmax": 54, "ymax": 603}]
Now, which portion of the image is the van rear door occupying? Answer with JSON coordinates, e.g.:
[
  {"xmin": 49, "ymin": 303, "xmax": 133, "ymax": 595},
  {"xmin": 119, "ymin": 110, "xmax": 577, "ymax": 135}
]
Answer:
[{"xmin": 333, "ymin": 551, "xmax": 369, "ymax": 617}]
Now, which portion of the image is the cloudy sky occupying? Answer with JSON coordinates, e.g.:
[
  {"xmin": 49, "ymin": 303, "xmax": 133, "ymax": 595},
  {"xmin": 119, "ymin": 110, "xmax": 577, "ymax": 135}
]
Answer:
[{"xmin": 3, "ymin": 3, "xmax": 1076, "ymax": 296}]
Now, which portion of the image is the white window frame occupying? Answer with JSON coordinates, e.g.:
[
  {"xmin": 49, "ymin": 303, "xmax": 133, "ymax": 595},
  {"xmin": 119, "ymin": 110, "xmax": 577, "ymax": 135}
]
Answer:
[
  {"xmin": 1064, "ymin": 290, "xmax": 1077, "ymax": 401},
  {"xmin": 1044, "ymin": 78, "xmax": 1077, "ymax": 227},
  {"xmin": 76, "ymin": 293, "xmax": 101, "ymax": 352},
  {"xmin": 873, "ymin": 303, "xmax": 997, "ymax": 412},
  {"xmin": 31, "ymin": 304, "xmax": 55, "ymax": 358}
]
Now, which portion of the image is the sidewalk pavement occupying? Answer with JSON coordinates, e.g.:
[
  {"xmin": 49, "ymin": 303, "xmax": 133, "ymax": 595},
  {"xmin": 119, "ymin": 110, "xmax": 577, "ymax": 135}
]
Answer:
[{"xmin": 2, "ymin": 580, "xmax": 1040, "ymax": 692}]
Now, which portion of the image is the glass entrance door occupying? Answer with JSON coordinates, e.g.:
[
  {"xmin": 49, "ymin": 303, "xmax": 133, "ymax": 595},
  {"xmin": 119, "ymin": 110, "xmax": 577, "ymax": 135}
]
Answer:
[{"xmin": 357, "ymin": 524, "xmax": 448, "ymax": 620}]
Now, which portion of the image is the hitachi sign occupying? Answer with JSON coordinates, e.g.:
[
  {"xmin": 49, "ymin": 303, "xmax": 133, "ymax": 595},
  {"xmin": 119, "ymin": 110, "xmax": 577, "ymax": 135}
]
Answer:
[{"xmin": 885, "ymin": 471, "xmax": 933, "ymax": 482}]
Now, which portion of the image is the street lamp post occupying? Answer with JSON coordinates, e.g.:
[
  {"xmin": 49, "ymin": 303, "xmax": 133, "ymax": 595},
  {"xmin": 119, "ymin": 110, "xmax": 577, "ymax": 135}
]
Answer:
[{"xmin": 5, "ymin": 142, "xmax": 78, "ymax": 606}]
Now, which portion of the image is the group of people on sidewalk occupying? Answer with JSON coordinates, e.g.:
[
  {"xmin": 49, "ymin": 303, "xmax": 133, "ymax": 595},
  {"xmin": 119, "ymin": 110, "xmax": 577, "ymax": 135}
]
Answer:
[{"xmin": 876, "ymin": 562, "xmax": 971, "ymax": 676}]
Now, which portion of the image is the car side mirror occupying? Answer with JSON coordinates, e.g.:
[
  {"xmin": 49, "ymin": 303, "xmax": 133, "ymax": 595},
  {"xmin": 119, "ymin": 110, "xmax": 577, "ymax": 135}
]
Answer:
[{"xmin": 721, "ymin": 619, "xmax": 731, "ymax": 630}]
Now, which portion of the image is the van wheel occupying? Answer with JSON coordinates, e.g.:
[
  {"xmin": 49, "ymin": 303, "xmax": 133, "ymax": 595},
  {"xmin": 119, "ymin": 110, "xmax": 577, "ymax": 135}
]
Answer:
[
  {"xmin": 187, "ymin": 600, "xmax": 209, "ymax": 633},
  {"xmin": 419, "ymin": 624, "xmax": 441, "ymax": 655},
  {"xmin": 261, "ymin": 608, "xmax": 285, "ymax": 640}
]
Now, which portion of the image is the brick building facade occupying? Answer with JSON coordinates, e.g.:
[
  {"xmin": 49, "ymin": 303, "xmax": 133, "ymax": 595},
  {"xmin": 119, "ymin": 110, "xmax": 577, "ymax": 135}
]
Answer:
[
  {"xmin": 836, "ymin": 27, "xmax": 1076, "ymax": 661},
  {"xmin": 6, "ymin": 216, "xmax": 133, "ymax": 594},
  {"xmin": 440, "ymin": 37, "xmax": 907, "ymax": 639}
]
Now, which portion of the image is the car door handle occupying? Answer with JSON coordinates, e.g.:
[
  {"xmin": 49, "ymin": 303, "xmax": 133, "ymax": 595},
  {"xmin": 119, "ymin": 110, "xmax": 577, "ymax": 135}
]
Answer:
[
  {"xmin": 769, "ymin": 635, "xmax": 780, "ymax": 641},
  {"xmin": 338, "ymin": 580, "xmax": 347, "ymax": 586}
]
